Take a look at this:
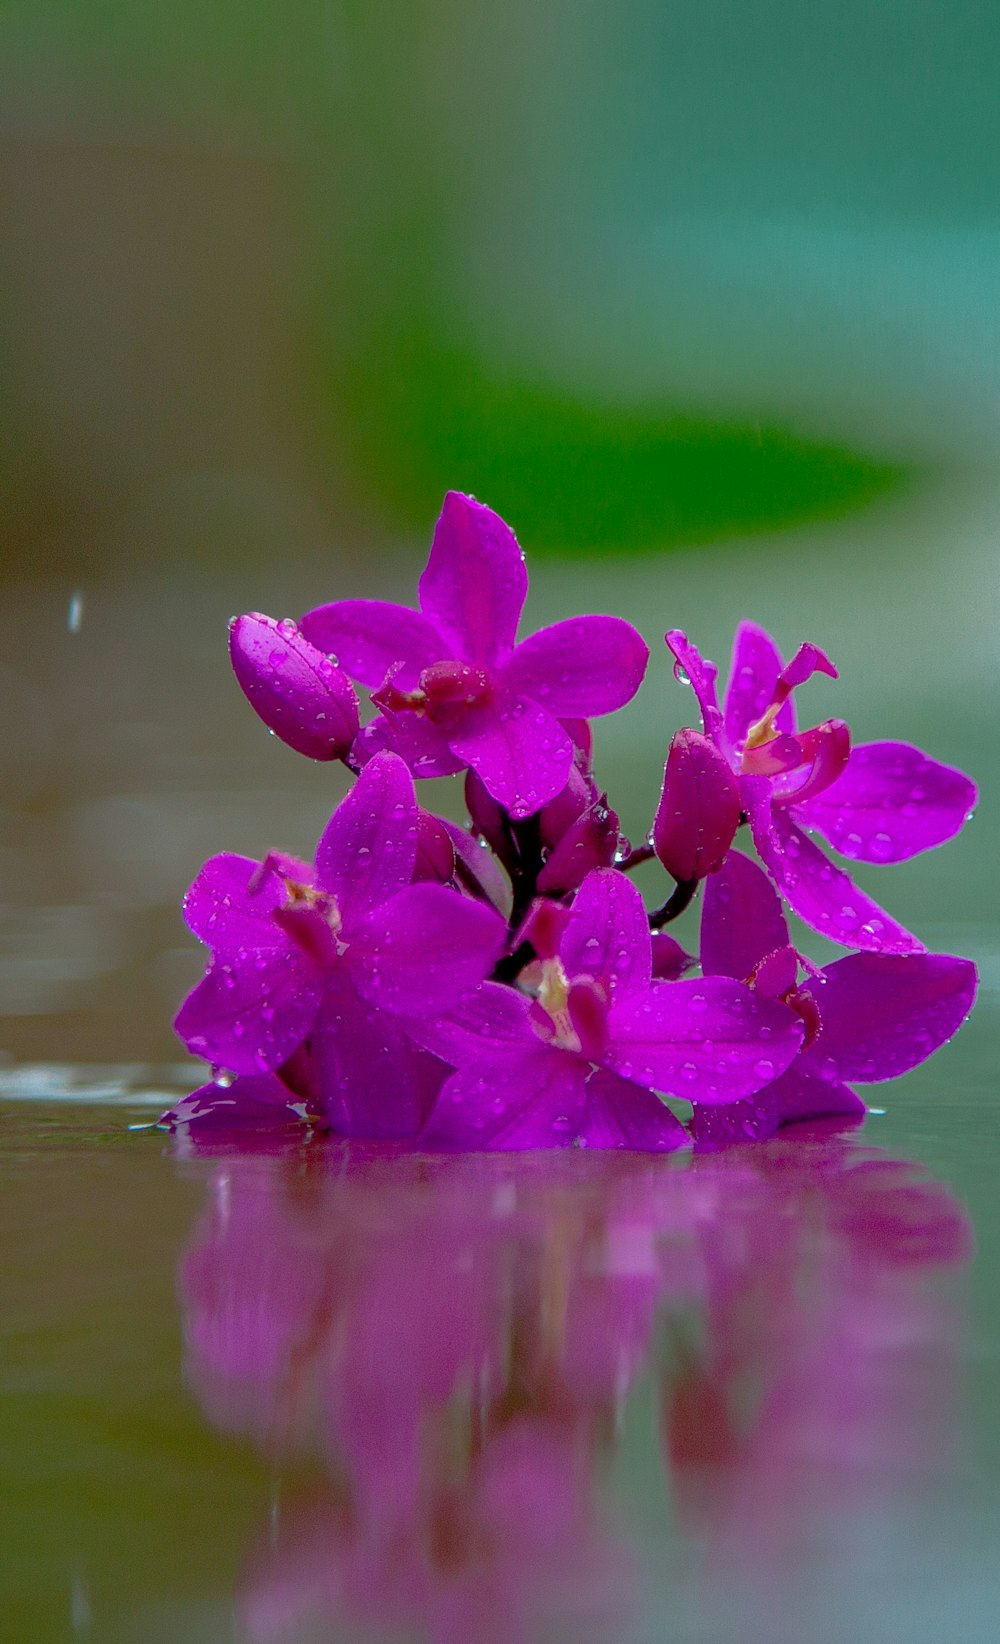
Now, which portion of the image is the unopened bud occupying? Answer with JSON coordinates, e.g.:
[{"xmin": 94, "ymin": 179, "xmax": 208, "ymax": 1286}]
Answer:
[
  {"xmin": 652, "ymin": 729, "xmax": 741, "ymax": 882},
  {"xmin": 229, "ymin": 613, "xmax": 359, "ymax": 761}
]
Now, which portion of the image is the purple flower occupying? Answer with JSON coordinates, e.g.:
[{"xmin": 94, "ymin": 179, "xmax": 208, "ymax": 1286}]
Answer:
[
  {"xmin": 173, "ymin": 752, "xmax": 505, "ymax": 1136},
  {"xmin": 666, "ymin": 621, "xmax": 977, "ymax": 953},
  {"xmin": 691, "ymin": 848, "xmax": 978, "ymax": 1144},
  {"xmin": 419, "ymin": 868, "xmax": 803, "ymax": 1150},
  {"xmin": 300, "ymin": 491, "xmax": 649, "ymax": 817},
  {"xmin": 229, "ymin": 612, "xmax": 359, "ymax": 760}
]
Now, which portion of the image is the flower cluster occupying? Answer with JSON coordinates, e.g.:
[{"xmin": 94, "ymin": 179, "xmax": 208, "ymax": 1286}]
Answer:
[{"xmin": 162, "ymin": 491, "xmax": 978, "ymax": 1149}]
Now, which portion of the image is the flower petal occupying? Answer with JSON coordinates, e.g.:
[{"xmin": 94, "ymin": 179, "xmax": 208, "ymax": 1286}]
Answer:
[
  {"xmin": 228, "ymin": 613, "xmax": 359, "ymax": 759},
  {"xmin": 690, "ymin": 1068, "xmax": 865, "ymax": 1144},
  {"xmin": 689, "ymin": 1093, "xmax": 780, "ymax": 1146},
  {"xmin": 767, "ymin": 1064, "xmax": 867, "ymax": 1126},
  {"xmin": 422, "ymin": 1046, "xmax": 590, "ymax": 1149},
  {"xmin": 799, "ymin": 952, "xmax": 977, "ymax": 1082},
  {"xmin": 314, "ymin": 752, "xmax": 418, "ymax": 917},
  {"xmin": 350, "ymin": 882, "xmax": 506, "ymax": 1019},
  {"xmin": 723, "ymin": 620, "xmax": 794, "ymax": 748},
  {"xmin": 701, "ymin": 848, "xmax": 791, "ymax": 980},
  {"xmin": 353, "ymin": 708, "xmax": 466, "ymax": 780},
  {"xmin": 537, "ymin": 800, "xmax": 619, "ymax": 894},
  {"xmin": 159, "ymin": 1073, "xmax": 306, "ymax": 1132},
  {"xmin": 311, "ymin": 972, "xmax": 445, "ymax": 1137},
  {"xmin": 607, "ymin": 977, "xmax": 802, "ymax": 1103},
  {"xmin": 299, "ymin": 599, "xmax": 443, "ymax": 690},
  {"xmin": 418, "ymin": 492, "xmax": 527, "ymax": 667},
  {"xmin": 182, "ymin": 852, "xmax": 303, "ymax": 951},
  {"xmin": 664, "ymin": 630, "xmax": 725, "ymax": 742},
  {"xmin": 745, "ymin": 777, "xmax": 924, "ymax": 954},
  {"xmin": 791, "ymin": 740, "xmax": 977, "ymax": 863},
  {"xmin": 406, "ymin": 981, "xmax": 536, "ymax": 1067},
  {"xmin": 441, "ymin": 820, "xmax": 512, "ymax": 914},
  {"xmin": 559, "ymin": 867, "xmax": 652, "ymax": 1001},
  {"xmin": 448, "ymin": 695, "xmax": 574, "ymax": 818},
  {"xmin": 503, "ymin": 615, "xmax": 648, "ymax": 716},
  {"xmin": 574, "ymin": 1065, "xmax": 690, "ymax": 1151},
  {"xmin": 650, "ymin": 933, "xmax": 697, "ymax": 981},
  {"xmin": 770, "ymin": 719, "xmax": 851, "ymax": 806},
  {"xmin": 174, "ymin": 950, "xmax": 322, "ymax": 1075}
]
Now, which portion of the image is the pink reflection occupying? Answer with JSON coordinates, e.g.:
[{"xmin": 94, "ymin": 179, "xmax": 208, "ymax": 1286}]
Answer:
[{"xmin": 176, "ymin": 1136, "xmax": 970, "ymax": 1642}]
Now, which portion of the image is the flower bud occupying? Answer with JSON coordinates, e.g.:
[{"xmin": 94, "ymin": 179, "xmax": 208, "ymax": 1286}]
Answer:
[
  {"xmin": 229, "ymin": 613, "xmax": 359, "ymax": 760},
  {"xmin": 652, "ymin": 728, "xmax": 741, "ymax": 882}
]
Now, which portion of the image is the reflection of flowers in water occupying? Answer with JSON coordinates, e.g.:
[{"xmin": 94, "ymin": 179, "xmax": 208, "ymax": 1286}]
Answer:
[{"xmin": 177, "ymin": 1137, "xmax": 971, "ymax": 1642}]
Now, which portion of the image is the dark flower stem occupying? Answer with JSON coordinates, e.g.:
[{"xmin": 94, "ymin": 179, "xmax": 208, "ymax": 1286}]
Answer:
[
  {"xmin": 617, "ymin": 843, "xmax": 656, "ymax": 872},
  {"xmin": 648, "ymin": 877, "xmax": 698, "ymax": 929},
  {"xmin": 506, "ymin": 813, "xmax": 545, "ymax": 932}
]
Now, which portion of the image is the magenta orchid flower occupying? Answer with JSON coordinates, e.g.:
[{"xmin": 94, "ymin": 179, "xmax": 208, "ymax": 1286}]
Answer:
[
  {"xmin": 666, "ymin": 621, "xmax": 976, "ymax": 953},
  {"xmin": 299, "ymin": 492, "xmax": 649, "ymax": 817},
  {"xmin": 417, "ymin": 867, "xmax": 803, "ymax": 1151},
  {"xmin": 690, "ymin": 848, "xmax": 977, "ymax": 1144},
  {"xmin": 172, "ymin": 752, "xmax": 505, "ymax": 1136}
]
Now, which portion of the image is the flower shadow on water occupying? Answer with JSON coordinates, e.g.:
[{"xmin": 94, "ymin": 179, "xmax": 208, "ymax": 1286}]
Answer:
[{"xmin": 174, "ymin": 1129, "xmax": 971, "ymax": 1644}]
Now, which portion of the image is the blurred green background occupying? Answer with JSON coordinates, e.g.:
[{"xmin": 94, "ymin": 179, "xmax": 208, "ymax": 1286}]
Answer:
[{"xmin": 2, "ymin": 0, "xmax": 999, "ymax": 577}]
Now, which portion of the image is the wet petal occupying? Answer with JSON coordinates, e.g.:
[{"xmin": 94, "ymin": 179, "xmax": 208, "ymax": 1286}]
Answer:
[
  {"xmin": 299, "ymin": 599, "xmax": 443, "ymax": 690},
  {"xmin": 649, "ymin": 932, "xmax": 697, "ymax": 981},
  {"xmin": 690, "ymin": 1092, "xmax": 781, "ymax": 1146},
  {"xmin": 418, "ymin": 491, "xmax": 528, "ymax": 667},
  {"xmin": 353, "ymin": 708, "xmax": 466, "ymax": 780},
  {"xmin": 652, "ymin": 728, "xmax": 741, "ymax": 881},
  {"xmin": 723, "ymin": 620, "xmax": 795, "ymax": 748},
  {"xmin": 690, "ymin": 1068, "xmax": 865, "ymax": 1143},
  {"xmin": 448, "ymin": 695, "xmax": 574, "ymax": 818},
  {"xmin": 701, "ymin": 848, "xmax": 791, "ymax": 979},
  {"xmin": 770, "ymin": 719, "xmax": 851, "ymax": 806},
  {"xmin": 767, "ymin": 1064, "xmax": 867, "ymax": 1126},
  {"xmin": 560, "ymin": 867, "xmax": 652, "ymax": 1000},
  {"xmin": 504, "ymin": 615, "xmax": 648, "ymax": 716},
  {"xmin": 174, "ymin": 949, "xmax": 322, "ymax": 1076},
  {"xmin": 312, "ymin": 972, "xmax": 446, "ymax": 1136},
  {"xmin": 745, "ymin": 778, "xmax": 924, "ymax": 954},
  {"xmin": 537, "ymin": 799, "xmax": 619, "ymax": 894},
  {"xmin": 574, "ymin": 1066, "xmax": 690, "ymax": 1151},
  {"xmin": 441, "ymin": 820, "xmax": 512, "ymax": 913},
  {"xmin": 779, "ymin": 640, "xmax": 837, "ymax": 691},
  {"xmin": 422, "ymin": 1046, "xmax": 590, "ymax": 1149},
  {"xmin": 350, "ymin": 882, "xmax": 506, "ymax": 1018},
  {"xmin": 407, "ymin": 981, "xmax": 536, "ymax": 1067},
  {"xmin": 314, "ymin": 752, "xmax": 418, "ymax": 917},
  {"xmin": 182, "ymin": 852, "xmax": 304, "ymax": 951},
  {"xmin": 800, "ymin": 952, "xmax": 977, "ymax": 1081},
  {"xmin": 159, "ymin": 1073, "xmax": 306, "ymax": 1132},
  {"xmin": 567, "ymin": 977, "xmax": 611, "ymax": 1062},
  {"xmin": 228, "ymin": 613, "xmax": 359, "ymax": 760},
  {"xmin": 607, "ymin": 977, "xmax": 802, "ymax": 1103},
  {"xmin": 664, "ymin": 629, "xmax": 725, "ymax": 742},
  {"xmin": 412, "ymin": 811, "xmax": 456, "ymax": 883},
  {"xmin": 791, "ymin": 740, "xmax": 978, "ymax": 863}
]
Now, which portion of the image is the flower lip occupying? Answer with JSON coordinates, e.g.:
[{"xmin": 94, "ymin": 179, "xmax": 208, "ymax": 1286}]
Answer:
[
  {"xmin": 743, "ymin": 642, "xmax": 838, "ymax": 755},
  {"xmin": 419, "ymin": 659, "xmax": 495, "ymax": 716}
]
